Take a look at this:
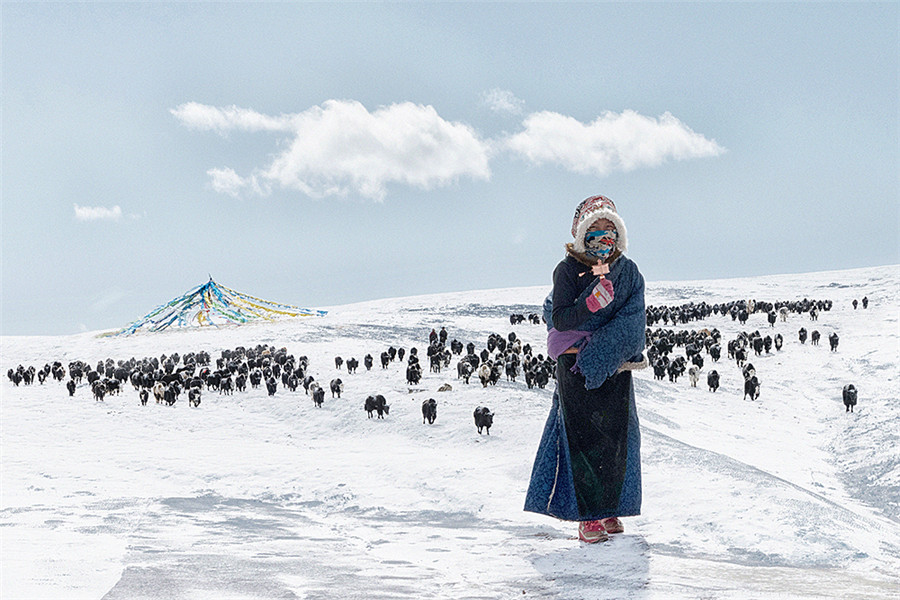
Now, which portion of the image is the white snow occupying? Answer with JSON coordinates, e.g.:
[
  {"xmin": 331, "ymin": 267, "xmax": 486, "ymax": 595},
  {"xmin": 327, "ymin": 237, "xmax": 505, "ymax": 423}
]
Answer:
[{"xmin": 2, "ymin": 264, "xmax": 898, "ymax": 599}]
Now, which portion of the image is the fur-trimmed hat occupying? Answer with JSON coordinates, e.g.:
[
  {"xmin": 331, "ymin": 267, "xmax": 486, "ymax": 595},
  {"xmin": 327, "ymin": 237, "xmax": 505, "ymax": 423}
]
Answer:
[{"xmin": 571, "ymin": 195, "xmax": 628, "ymax": 255}]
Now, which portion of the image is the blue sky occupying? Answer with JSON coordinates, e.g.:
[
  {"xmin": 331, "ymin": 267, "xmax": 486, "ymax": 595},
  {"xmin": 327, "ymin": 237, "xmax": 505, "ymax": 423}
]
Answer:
[{"xmin": 2, "ymin": 2, "xmax": 897, "ymax": 335}]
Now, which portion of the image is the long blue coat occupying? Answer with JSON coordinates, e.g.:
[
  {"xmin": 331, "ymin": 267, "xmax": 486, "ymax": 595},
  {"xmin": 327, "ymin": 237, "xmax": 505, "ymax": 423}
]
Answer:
[{"xmin": 524, "ymin": 253, "xmax": 645, "ymax": 521}]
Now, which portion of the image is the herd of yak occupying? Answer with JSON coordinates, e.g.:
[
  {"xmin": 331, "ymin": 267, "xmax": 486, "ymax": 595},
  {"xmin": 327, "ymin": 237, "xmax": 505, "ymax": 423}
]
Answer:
[
  {"xmin": 6, "ymin": 298, "xmax": 867, "ymax": 427},
  {"xmin": 644, "ymin": 296, "xmax": 865, "ymax": 411},
  {"xmin": 2, "ymin": 323, "xmax": 544, "ymax": 434}
]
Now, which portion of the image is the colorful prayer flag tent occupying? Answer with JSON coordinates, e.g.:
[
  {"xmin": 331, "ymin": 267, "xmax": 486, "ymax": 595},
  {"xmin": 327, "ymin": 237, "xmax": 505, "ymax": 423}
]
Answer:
[{"xmin": 110, "ymin": 278, "xmax": 326, "ymax": 335}]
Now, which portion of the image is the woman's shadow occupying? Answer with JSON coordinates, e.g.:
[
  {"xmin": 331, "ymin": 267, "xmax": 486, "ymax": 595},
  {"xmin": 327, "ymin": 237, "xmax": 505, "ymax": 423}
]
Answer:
[{"xmin": 528, "ymin": 532, "xmax": 651, "ymax": 599}]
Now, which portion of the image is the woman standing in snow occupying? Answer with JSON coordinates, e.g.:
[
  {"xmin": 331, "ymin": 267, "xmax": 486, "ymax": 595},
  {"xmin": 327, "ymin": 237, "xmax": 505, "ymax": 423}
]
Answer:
[{"xmin": 524, "ymin": 195, "xmax": 647, "ymax": 543}]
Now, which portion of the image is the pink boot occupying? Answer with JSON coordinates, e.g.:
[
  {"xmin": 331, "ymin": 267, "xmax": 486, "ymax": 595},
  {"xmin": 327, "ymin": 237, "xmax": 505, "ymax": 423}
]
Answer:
[
  {"xmin": 600, "ymin": 517, "xmax": 624, "ymax": 534},
  {"xmin": 578, "ymin": 520, "xmax": 609, "ymax": 543}
]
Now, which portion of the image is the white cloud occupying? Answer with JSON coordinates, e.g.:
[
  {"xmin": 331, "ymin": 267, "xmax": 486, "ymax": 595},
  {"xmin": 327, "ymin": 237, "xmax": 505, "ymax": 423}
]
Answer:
[
  {"xmin": 263, "ymin": 100, "xmax": 491, "ymax": 200},
  {"xmin": 176, "ymin": 100, "xmax": 491, "ymax": 201},
  {"xmin": 73, "ymin": 204, "xmax": 122, "ymax": 222},
  {"xmin": 170, "ymin": 102, "xmax": 293, "ymax": 135},
  {"xmin": 207, "ymin": 168, "xmax": 270, "ymax": 198},
  {"xmin": 505, "ymin": 110, "xmax": 725, "ymax": 176},
  {"xmin": 207, "ymin": 168, "xmax": 246, "ymax": 197},
  {"xmin": 176, "ymin": 100, "xmax": 725, "ymax": 200},
  {"xmin": 481, "ymin": 88, "xmax": 525, "ymax": 115}
]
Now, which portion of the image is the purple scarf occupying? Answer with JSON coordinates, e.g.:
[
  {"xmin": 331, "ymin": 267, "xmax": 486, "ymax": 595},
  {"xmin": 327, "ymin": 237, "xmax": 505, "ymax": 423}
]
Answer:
[{"xmin": 547, "ymin": 328, "xmax": 592, "ymax": 361}]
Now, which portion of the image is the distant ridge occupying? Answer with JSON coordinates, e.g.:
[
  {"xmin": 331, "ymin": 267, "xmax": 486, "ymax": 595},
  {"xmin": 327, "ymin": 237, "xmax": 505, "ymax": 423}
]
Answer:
[{"xmin": 108, "ymin": 278, "xmax": 326, "ymax": 336}]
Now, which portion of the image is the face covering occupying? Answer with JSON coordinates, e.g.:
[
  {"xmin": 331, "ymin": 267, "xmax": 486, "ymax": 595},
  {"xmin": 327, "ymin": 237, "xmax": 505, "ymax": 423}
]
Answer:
[{"xmin": 584, "ymin": 229, "xmax": 617, "ymax": 259}]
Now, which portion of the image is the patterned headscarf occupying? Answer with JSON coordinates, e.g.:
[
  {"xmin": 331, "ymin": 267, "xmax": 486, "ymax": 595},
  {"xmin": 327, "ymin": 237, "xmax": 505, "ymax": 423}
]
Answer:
[
  {"xmin": 570, "ymin": 195, "xmax": 628, "ymax": 255},
  {"xmin": 584, "ymin": 229, "xmax": 619, "ymax": 259}
]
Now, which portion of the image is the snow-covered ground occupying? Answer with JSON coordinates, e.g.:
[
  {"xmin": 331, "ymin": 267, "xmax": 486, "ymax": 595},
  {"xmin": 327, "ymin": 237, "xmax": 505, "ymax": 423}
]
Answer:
[{"xmin": 2, "ymin": 264, "xmax": 898, "ymax": 599}]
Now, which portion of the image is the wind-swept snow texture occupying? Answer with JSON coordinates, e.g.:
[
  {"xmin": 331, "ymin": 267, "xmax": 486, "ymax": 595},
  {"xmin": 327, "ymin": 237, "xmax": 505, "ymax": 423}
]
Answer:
[{"xmin": 2, "ymin": 265, "xmax": 898, "ymax": 599}]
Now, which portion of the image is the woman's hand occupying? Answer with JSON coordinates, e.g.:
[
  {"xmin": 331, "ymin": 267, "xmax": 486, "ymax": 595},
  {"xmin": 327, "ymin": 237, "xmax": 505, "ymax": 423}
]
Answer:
[
  {"xmin": 586, "ymin": 278, "xmax": 614, "ymax": 312},
  {"xmin": 591, "ymin": 263, "xmax": 610, "ymax": 278}
]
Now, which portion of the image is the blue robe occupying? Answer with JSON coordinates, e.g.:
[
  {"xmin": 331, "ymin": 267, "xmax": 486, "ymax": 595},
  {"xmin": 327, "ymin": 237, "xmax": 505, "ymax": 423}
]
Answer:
[{"xmin": 524, "ymin": 253, "xmax": 645, "ymax": 521}]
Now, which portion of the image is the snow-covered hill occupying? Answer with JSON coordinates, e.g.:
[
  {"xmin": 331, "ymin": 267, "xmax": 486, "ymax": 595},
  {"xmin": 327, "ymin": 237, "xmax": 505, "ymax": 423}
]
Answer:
[{"xmin": 2, "ymin": 264, "xmax": 898, "ymax": 599}]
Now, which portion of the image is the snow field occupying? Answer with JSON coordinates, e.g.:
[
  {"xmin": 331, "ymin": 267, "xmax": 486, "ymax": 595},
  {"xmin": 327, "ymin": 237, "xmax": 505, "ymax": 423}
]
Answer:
[{"xmin": 1, "ymin": 264, "xmax": 898, "ymax": 599}]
